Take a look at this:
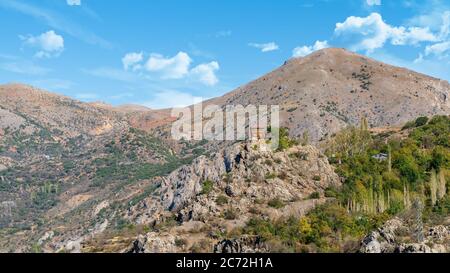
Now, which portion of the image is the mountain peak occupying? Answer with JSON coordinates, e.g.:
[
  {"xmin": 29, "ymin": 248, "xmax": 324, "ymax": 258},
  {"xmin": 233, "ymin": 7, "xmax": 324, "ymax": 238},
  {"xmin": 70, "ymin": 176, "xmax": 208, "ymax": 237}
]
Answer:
[{"xmin": 209, "ymin": 49, "xmax": 450, "ymax": 141}]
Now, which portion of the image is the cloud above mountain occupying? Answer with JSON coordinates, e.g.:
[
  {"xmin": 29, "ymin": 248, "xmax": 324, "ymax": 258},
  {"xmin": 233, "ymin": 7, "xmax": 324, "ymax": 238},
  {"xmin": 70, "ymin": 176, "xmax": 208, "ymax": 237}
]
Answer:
[
  {"xmin": 248, "ymin": 42, "xmax": 279, "ymax": 52},
  {"xmin": 293, "ymin": 40, "xmax": 329, "ymax": 57},
  {"xmin": 20, "ymin": 30, "xmax": 64, "ymax": 58},
  {"xmin": 122, "ymin": 52, "xmax": 144, "ymax": 71},
  {"xmin": 121, "ymin": 51, "xmax": 220, "ymax": 86},
  {"xmin": 335, "ymin": 13, "xmax": 438, "ymax": 53},
  {"xmin": 146, "ymin": 52, "xmax": 192, "ymax": 79}
]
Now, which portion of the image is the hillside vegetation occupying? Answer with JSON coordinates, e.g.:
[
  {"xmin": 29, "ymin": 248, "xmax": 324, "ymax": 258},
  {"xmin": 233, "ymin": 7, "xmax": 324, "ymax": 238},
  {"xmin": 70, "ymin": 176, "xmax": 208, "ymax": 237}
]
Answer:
[{"xmin": 238, "ymin": 116, "xmax": 449, "ymax": 252}]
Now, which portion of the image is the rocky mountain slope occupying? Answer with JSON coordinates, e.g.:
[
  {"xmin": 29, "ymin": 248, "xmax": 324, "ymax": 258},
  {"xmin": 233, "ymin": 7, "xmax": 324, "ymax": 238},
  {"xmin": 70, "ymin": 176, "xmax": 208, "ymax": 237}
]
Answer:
[
  {"xmin": 0, "ymin": 48, "xmax": 449, "ymax": 253},
  {"xmin": 83, "ymin": 142, "xmax": 340, "ymax": 253},
  {"xmin": 0, "ymin": 84, "xmax": 200, "ymax": 252}
]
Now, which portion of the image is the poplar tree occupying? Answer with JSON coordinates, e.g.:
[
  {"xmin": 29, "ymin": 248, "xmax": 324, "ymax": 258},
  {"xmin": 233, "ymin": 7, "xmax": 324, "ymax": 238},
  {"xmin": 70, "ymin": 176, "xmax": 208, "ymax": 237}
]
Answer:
[
  {"xmin": 412, "ymin": 199, "xmax": 424, "ymax": 243},
  {"xmin": 438, "ymin": 169, "xmax": 447, "ymax": 200},
  {"xmin": 430, "ymin": 169, "xmax": 438, "ymax": 206},
  {"xmin": 387, "ymin": 144, "xmax": 392, "ymax": 173}
]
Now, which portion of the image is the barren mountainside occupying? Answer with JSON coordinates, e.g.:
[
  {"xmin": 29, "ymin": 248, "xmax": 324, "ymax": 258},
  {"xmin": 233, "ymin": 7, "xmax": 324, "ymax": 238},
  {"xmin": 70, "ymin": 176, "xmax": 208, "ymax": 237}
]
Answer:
[{"xmin": 206, "ymin": 48, "xmax": 450, "ymax": 141}]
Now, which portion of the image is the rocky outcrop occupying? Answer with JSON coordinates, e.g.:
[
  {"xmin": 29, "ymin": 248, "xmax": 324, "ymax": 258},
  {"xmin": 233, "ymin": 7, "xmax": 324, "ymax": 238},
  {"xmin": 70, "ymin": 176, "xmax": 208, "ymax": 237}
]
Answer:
[
  {"xmin": 123, "ymin": 142, "xmax": 341, "ymax": 253},
  {"xmin": 360, "ymin": 217, "xmax": 449, "ymax": 253},
  {"xmin": 128, "ymin": 232, "xmax": 177, "ymax": 253},
  {"xmin": 214, "ymin": 236, "xmax": 268, "ymax": 253},
  {"xmin": 128, "ymin": 143, "xmax": 341, "ymax": 225}
]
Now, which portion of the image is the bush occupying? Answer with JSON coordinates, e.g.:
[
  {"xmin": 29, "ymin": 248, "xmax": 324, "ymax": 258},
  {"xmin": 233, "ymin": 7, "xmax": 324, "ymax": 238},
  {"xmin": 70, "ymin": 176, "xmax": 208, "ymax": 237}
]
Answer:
[
  {"xmin": 312, "ymin": 175, "xmax": 321, "ymax": 181},
  {"xmin": 309, "ymin": 192, "xmax": 321, "ymax": 199},
  {"xmin": 415, "ymin": 116, "xmax": 429, "ymax": 127},
  {"xmin": 265, "ymin": 173, "xmax": 277, "ymax": 180},
  {"xmin": 268, "ymin": 198, "xmax": 285, "ymax": 209},
  {"xmin": 190, "ymin": 239, "xmax": 211, "ymax": 253},
  {"xmin": 402, "ymin": 121, "xmax": 415, "ymax": 130},
  {"xmin": 175, "ymin": 238, "xmax": 187, "ymax": 247},
  {"xmin": 324, "ymin": 187, "xmax": 339, "ymax": 198},
  {"xmin": 277, "ymin": 128, "xmax": 299, "ymax": 151},
  {"xmin": 201, "ymin": 180, "xmax": 214, "ymax": 195},
  {"xmin": 216, "ymin": 195, "xmax": 228, "ymax": 206},
  {"xmin": 290, "ymin": 152, "xmax": 309, "ymax": 160},
  {"xmin": 223, "ymin": 208, "xmax": 237, "ymax": 220}
]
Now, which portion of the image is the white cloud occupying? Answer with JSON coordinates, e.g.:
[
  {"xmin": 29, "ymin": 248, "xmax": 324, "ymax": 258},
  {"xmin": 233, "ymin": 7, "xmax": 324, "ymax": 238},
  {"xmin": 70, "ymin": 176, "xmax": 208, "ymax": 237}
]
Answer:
[
  {"xmin": 143, "ymin": 90, "xmax": 205, "ymax": 109},
  {"xmin": 190, "ymin": 61, "xmax": 220, "ymax": 86},
  {"xmin": 335, "ymin": 13, "xmax": 438, "ymax": 52},
  {"xmin": 292, "ymin": 40, "xmax": 329, "ymax": 57},
  {"xmin": 67, "ymin": 0, "xmax": 81, "ymax": 6},
  {"xmin": 145, "ymin": 52, "xmax": 192, "ymax": 79},
  {"xmin": 20, "ymin": 30, "xmax": 64, "ymax": 58},
  {"xmin": 122, "ymin": 52, "xmax": 143, "ymax": 71},
  {"xmin": 118, "ymin": 51, "xmax": 221, "ymax": 86},
  {"xmin": 128, "ymin": 51, "xmax": 220, "ymax": 86},
  {"xmin": 440, "ymin": 11, "xmax": 450, "ymax": 40},
  {"xmin": 406, "ymin": 9, "xmax": 450, "ymax": 60},
  {"xmin": 2, "ymin": 0, "xmax": 111, "ymax": 48},
  {"xmin": 366, "ymin": 0, "xmax": 381, "ymax": 6},
  {"xmin": 248, "ymin": 42, "xmax": 279, "ymax": 52},
  {"xmin": 425, "ymin": 41, "xmax": 450, "ymax": 57}
]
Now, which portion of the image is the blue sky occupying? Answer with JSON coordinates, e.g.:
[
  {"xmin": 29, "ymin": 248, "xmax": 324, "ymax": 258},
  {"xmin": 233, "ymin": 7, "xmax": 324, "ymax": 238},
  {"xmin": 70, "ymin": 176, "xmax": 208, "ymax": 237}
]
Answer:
[{"xmin": 0, "ymin": 0, "xmax": 449, "ymax": 109}]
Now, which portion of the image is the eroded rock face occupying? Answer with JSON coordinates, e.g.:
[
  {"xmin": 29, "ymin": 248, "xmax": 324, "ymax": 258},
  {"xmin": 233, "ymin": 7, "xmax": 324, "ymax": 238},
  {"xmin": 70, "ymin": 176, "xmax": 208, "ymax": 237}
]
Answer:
[
  {"xmin": 128, "ymin": 233, "xmax": 177, "ymax": 253},
  {"xmin": 214, "ymin": 236, "xmax": 268, "ymax": 253},
  {"xmin": 128, "ymin": 143, "xmax": 341, "ymax": 225},
  {"xmin": 124, "ymin": 142, "xmax": 341, "ymax": 253},
  {"xmin": 360, "ymin": 218, "xmax": 449, "ymax": 253}
]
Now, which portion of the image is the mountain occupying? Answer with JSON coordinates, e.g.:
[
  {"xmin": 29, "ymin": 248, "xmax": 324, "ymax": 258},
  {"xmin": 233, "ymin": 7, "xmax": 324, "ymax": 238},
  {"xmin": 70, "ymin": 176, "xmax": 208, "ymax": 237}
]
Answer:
[
  {"xmin": 0, "ymin": 84, "xmax": 198, "ymax": 252},
  {"xmin": 204, "ymin": 48, "xmax": 450, "ymax": 141},
  {"xmin": 0, "ymin": 48, "xmax": 449, "ymax": 253}
]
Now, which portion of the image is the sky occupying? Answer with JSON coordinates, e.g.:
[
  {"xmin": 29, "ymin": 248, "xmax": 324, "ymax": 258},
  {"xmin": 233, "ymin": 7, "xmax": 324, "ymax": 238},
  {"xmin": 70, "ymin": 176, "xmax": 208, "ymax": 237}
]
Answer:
[{"xmin": 0, "ymin": 0, "xmax": 449, "ymax": 109}]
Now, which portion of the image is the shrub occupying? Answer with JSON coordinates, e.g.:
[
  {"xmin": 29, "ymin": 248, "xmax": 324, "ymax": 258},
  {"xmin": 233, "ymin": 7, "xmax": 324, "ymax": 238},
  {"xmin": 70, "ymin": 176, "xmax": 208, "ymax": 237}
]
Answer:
[
  {"xmin": 277, "ymin": 128, "xmax": 299, "ymax": 151},
  {"xmin": 415, "ymin": 116, "xmax": 429, "ymax": 127},
  {"xmin": 190, "ymin": 239, "xmax": 211, "ymax": 253},
  {"xmin": 278, "ymin": 171, "xmax": 288, "ymax": 180},
  {"xmin": 268, "ymin": 198, "xmax": 285, "ymax": 209},
  {"xmin": 175, "ymin": 238, "xmax": 187, "ymax": 247},
  {"xmin": 290, "ymin": 152, "xmax": 309, "ymax": 160},
  {"xmin": 223, "ymin": 208, "xmax": 237, "ymax": 220},
  {"xmin": 249, "ymin": 207, "xmax": 261, "ymax": 214},
  {"xmin": 312, "ymin": 175, "xmax": 321, "ymax": 181},
  {"xmin": 402, "ymin": 121, "xmax": 415, "ymax": 130},
  {"xmin": 324, "ymin": 187, "xmax": 339, "ymax": 198},
  {"xmin": 201, "ymin": 180, "xmax": 214, "ymax": 195},
  {"xmin": 216, "ymin": 195, "xmax": 228, "ymax": 206},
  {"xmin": 265, "ymin": 173, "xmax": 277, "ymax": 180},
  {"xmin": 309, "ymin": 192, "xmax": 321, "ymax": 199}
]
